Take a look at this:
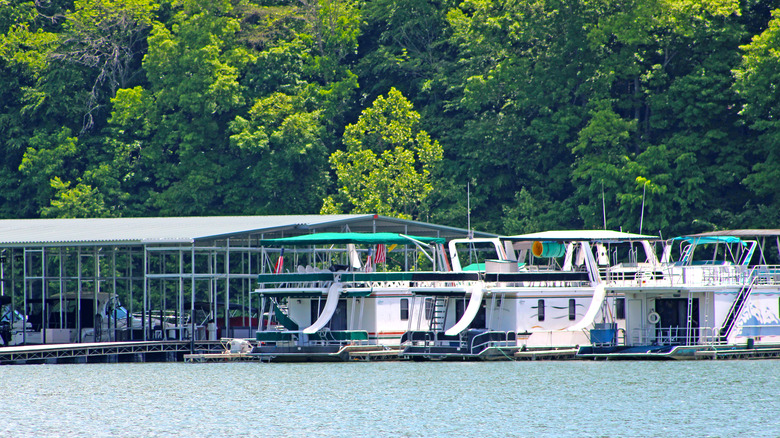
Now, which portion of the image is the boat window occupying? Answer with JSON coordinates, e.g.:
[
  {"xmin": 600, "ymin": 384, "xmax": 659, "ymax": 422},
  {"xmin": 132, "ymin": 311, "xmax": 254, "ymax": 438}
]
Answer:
[
  {"xmin": 537, "ymin": 299, "xmax": 545, "ymax": 322},
  {"xmin": 568, "ymin": 299, "xmax": 576, "ymax": 321},
  {"xmin": 615, "ymin": 298, "xmax": 625, "ymax": 320},
  {"xmin": 453, "ymin": 241, "xmax": 503, "ymax": 271},
  {"xmin": 424, "ymin": 298, "xmax": 434, "ymax": 320},
  {"xmin": 400, "ymin": 299, "xmax": 409, "ymax": 321}
]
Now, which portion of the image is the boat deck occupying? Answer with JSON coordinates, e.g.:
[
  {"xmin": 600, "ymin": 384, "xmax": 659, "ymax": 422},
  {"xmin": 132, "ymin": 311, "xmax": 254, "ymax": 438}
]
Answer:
[
  {"xmin": 577, "ymin": 343, "xmax": 780, "ymax": 360},
  {"xmin": 513, "ymin": 348, "xmax": 578, "ymax": 360}
]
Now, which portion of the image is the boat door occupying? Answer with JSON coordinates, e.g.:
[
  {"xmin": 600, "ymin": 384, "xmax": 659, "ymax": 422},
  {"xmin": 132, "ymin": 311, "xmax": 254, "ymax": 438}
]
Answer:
[
  {"xmin": 310, "ymin": 299, "xmax": 347, "ymax": 331},
  {"xmin": 655, "ymin": 298, "xmax": 699, "ymax": 345},
  {"xmin": 455, "ymin": 298, "xmax": 487, "ymax": 329}
]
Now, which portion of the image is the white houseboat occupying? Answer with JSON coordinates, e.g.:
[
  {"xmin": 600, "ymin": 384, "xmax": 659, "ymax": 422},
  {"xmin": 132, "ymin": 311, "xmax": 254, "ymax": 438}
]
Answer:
[
  {"xmin": 400, "ymin": 230, "xmax": 658, "ymax": 360},
  {"xmin": 250, "ymin": 232, "xmax": 456, "ymax": 361},
  {"xmin": 578, "ymin": 230, "xmax": 780, "ymax": 359}
]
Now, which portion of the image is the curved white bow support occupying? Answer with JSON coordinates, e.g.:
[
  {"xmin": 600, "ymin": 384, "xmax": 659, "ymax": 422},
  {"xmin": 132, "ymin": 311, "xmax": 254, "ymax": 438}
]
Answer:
[
  {"xmin": 303, "ymin": 282, "xmax": 341, "ymax": 334},
  {"xmin": 564, "ymin": 284, "xmax": 607, "ymax": 332},
  {"xmin": 444, "ymin": 284, "xmax": 484, "ymax": 336}
]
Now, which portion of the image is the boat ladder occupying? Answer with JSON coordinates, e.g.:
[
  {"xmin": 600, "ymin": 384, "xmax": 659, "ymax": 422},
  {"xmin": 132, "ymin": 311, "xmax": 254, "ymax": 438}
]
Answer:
[
  {"xmin": 429, "ymin": 296, "xmax": 449, "ymax": 335},
  {"xmin": 685, "ymin": 290, "xmax": 693, "ymax": 345}
]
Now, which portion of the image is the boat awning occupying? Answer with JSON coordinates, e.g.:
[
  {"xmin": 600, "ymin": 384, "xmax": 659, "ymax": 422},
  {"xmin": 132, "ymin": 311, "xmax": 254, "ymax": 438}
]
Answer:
[
  {"xmin": 504, "ymin": 230, "xmax": 657, "ymax": 242},
  {"xmin": 672, "ymin": 236, "xmax": 746, "ymax": 245},
  {"xmin": 688, "ymin": 229, "xmax": 780, "ymax": 238},
  {"xmin": 258, "ymin": 232, "xmax": 445, "ymax": 246}
]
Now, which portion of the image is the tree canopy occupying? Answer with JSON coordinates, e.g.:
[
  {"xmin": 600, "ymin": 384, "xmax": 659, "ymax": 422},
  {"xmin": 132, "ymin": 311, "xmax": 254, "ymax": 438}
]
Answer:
[{"xmin": 0, "ymin": 0, "xmax": 778, "ymax": 235}]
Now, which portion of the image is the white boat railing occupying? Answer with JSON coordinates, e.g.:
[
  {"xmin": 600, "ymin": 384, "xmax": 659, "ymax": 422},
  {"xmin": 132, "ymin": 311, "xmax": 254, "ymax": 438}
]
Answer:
[
  {"xmin": 605, "ymin": 264, "xmax": 759, "ymax": 288},
  {"xmin": 753, "ymin": 265, "xmax": 780, "ymax": 285},
  {"xmin": 628, "ymin": 326, "xmax": 722, "ymax": 347},
  {"xmin": 469, "ymin": 331, "xmax": 517, "ymax": 353}
]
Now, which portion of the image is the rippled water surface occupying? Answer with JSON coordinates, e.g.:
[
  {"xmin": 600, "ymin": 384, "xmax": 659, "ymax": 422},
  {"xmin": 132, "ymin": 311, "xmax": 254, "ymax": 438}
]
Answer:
[{"xmin": 2, "ymin": 360, "xmax": 779, "ymax": 437}]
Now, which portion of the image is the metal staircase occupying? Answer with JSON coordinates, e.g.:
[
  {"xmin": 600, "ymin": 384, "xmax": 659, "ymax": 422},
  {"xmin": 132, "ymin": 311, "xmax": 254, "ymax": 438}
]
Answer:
[{"xmin": 429, "ymin": 296, "xmax": 449, "ymax": 333}]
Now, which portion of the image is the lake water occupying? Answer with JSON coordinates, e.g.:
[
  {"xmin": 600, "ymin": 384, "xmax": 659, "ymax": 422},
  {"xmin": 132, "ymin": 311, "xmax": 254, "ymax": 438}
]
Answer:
[{"xmin": 1, "ymin": 360, "xmax": 778, "ymax": 437}]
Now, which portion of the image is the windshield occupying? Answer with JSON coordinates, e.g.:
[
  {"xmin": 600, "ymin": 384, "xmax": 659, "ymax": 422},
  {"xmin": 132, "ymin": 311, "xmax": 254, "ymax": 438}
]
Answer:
[
  {"xmin": 1, "ymin": 305, "xmax": 24, "ymax": 324},
  {"xmin": 112, "ymin": 306, "xmax": 129, "ymax": 319}
]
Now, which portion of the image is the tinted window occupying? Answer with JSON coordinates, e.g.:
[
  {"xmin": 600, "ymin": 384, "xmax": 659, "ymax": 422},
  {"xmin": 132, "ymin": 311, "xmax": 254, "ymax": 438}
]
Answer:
[
  {"xmin": 615, "ymin": 298, "xmax": 625, "ymax": 320},
  {"xmin": 400, "ymin": 298, "xmax": 409, "ymax": 321}
]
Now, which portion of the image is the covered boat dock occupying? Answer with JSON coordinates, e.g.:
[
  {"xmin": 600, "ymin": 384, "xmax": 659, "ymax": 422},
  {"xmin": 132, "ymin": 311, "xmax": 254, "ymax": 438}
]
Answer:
[{"xmin": 0, "ymin": 215, "xmax": 488, "ymax": 362}]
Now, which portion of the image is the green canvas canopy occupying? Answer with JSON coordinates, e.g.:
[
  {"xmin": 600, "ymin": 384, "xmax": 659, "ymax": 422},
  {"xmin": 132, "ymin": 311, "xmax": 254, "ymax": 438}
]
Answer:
[{"xmin": 259, "ymin": 232, "xmax": 445, "ymax": 246}]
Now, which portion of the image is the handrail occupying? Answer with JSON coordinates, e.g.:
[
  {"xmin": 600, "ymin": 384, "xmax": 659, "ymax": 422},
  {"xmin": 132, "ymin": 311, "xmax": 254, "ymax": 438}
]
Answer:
[
  {"xmin": 469, "ymin": 330, "xmax": 516, "ymax": 354},
  {"xmin": 629, "ymin": 326, "xmax": 721, "ymax": 346},
  {"xmin": 400, "ymin": 330, "xmax": 516, "ymax": 355},
  {"xmin": 604, "ymin": 263, "xmax": 767, "ymax": 288}
]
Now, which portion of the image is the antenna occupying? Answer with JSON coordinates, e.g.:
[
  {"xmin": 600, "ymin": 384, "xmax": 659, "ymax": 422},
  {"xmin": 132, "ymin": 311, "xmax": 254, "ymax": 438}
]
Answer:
[
  {"xmin": 601, "ymin": 181, "xmax": 607, "ymax": 230},
  {"xmin": 467, "ymin": 182, "xmax": 472, "ymax": 239},
  {"xmin": 639, "ymin": 180, "xmax": 648, "ymax": 235}
]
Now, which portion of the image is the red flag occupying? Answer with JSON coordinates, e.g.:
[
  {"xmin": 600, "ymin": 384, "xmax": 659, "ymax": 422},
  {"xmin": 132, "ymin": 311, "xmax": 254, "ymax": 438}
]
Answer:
[
  {"xmin": 274, "ymin": 248, "xmax": 285, "ymax": 274},
  {"xmin": 374, "ymin": 244, "xmax": 386, "ymax": 265}
]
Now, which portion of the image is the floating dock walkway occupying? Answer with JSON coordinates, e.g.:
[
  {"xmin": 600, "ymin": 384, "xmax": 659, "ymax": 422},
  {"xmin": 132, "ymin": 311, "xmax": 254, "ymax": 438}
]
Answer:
[
  {"xmin": 6, "ymin": 341, "xmax": 780, "ymax": 364},
  {"xmin": 692, "ymin": 346, "xmax": 780, "ymax": 360},
  {"xmin": 184, "ymin": 345, "xmax": 404, "ymax": 363},
  {"xmin": 0, "ymin": 341, "xmax": 225, "ymax": 365}
]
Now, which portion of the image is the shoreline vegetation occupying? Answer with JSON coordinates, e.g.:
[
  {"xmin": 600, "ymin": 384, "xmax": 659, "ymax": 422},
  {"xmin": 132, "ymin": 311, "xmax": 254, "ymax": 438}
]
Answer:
[{"xmin": 1, "ymin": 0, "xmax": 779, "ymax": 236}]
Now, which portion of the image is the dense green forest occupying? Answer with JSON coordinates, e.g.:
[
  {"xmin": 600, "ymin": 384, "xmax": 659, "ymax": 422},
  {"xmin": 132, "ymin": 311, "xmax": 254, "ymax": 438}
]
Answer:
[{"xmin": 1, "ymin": 0, "xmax": 779, "ymax": 236}]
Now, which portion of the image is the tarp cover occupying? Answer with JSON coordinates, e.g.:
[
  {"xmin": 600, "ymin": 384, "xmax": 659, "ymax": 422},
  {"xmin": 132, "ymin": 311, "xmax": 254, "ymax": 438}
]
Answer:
[{"xmin": 259, "ymin": 232, "xmax": 445, "ymax": 246}]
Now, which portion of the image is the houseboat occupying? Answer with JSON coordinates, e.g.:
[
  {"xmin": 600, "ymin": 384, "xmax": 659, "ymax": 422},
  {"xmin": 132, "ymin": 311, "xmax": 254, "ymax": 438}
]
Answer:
[
  {"xmin": 578, "ymin": 230, "xmax": 780, "ymax": 359},
  {"xmin": 400, "ymin": 230, "xmax": 659, "ymax": 360},
  {"xmin": 249, "ymin": 232, "xmax": 457, "ymax": 361}
]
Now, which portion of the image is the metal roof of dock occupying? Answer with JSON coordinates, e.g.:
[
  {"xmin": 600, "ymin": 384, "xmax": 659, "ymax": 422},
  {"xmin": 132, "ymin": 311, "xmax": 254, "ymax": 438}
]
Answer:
[{"xmin": 0, "ymin": 215, "xmax": 494, "ymax": 247}]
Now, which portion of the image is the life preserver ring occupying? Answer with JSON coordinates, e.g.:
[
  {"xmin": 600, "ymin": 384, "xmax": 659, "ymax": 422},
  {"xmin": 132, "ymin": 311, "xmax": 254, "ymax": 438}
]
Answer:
[{"xmin": 648, "ymin": 311, "xmax": 661, "ymax": 324}]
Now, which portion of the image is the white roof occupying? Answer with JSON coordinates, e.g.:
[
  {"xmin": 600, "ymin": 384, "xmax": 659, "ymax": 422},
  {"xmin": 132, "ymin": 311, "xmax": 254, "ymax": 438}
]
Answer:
[
  {"xmin": 0, "ymin": 215, "xmax": 492, "ymax": 246},
  {"xmin": 504, "ymin": 230, "xmax": 657, "ymax": 242}
]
